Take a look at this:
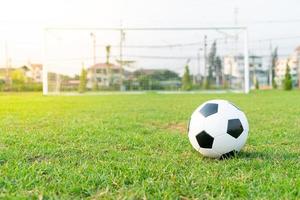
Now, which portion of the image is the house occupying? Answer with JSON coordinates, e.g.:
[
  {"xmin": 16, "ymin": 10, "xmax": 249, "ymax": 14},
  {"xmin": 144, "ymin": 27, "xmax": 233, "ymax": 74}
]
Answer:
[
  {"xmin": 0, "ymin": 68, "xmax": 12, "ymax": 84},
  {"xmin": 87, "ymin": 63, "xmax": 124, "ymax": 89},
  {"xmin": 224, "ymin": 55, "xmax": 268, "ymax": 89},
  {"xmin": 0, "ymin": 66, "xmax": 29, "ymax": 83},
  {"xmin": 275, "ymin": 47, "xmax": 300, "ymax": 87},
  {"xmin": 30, "ymin": 64, "xmax": 43, "ymax": 83},
  {"xmin": 275, "ymin": 58, "xmax": 298, "ymax": 87},
  {"xmin": 249, "ymin": 55, "xmax": 268, "ymax": 88}
]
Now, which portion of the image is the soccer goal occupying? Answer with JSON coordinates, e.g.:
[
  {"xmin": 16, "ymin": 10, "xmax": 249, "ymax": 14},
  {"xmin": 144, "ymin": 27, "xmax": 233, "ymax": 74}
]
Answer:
[{"xmin": 43, "ymin": 26, "xmax": 249, "ymax": 95}]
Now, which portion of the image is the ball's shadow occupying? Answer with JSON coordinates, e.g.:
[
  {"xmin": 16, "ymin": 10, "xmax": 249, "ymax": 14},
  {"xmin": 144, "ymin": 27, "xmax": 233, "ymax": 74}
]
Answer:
[
  {"xmin": 219, "ymin": 150, "xmax": 239, "ymax": 160},
  {"xmin": 232, "ymin": 150, "xmax": 299, "ymax": 161}
]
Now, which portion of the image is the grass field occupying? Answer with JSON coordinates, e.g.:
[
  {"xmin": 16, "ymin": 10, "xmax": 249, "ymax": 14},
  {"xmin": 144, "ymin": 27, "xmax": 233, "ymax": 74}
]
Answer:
[{"xmin": 0, "ymin": 91, "xmax": 300, "ymax": 199}]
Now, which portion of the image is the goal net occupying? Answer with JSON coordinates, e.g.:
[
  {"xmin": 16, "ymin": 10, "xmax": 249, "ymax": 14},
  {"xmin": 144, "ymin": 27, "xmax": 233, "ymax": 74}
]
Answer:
[{"xmin": 43, "ymin": 27, "xmax": 249, "ymax": 94}]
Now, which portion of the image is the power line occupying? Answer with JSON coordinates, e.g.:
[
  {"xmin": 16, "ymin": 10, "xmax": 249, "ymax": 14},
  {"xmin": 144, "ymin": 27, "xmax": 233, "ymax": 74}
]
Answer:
[
  {"xmin": 247, "ymin": 19, "xmax": 300, "ymax": 24},
  {"xmin": 96, "ymin": 43, "xmax": 204, "ymax": 49},
  {"xmin": 45, "ymin": 26, "xmax": 247, "ymax": 31},
  {"xmin": 46, "ymin": 53, "xmax": 292, "ymax": 63},
  {"xmin": 252, "ymin": 35, "xmax": 300, "ymax": 43}
]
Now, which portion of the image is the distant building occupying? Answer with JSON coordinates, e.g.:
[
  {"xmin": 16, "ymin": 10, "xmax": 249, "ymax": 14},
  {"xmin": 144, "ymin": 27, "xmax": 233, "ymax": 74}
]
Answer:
[
  {"xmin": 0, "ymin": 68, "xmax": 13, "ymax": 84},
  {"xmin": 20, "ymin": 66, "xmax": 32, "ymax": 79},
  {"xmin": 0, "ymin": 63, "xmax": 43, "ymax": 84},
  {"xmin": 224, "ymin": 55, "xmax": 268, "ymax": 89},
  {"xmin": 249, "ymin": 55, "xmax": 268, "ymax": 88},
  {"xmin": 30, "ymin": 64, "xmax": 43, "ymax": 83},
  {"xmin": 275, "ymin": 47, "xmax": 300, "ymax": 87},
  {"xmin": 274, "ymin": 58, "xmax": 297, "ymax": 87},
  {"xmin": 87, "ymin": 63, "xmax": 124, "ymax": 88},
  {"xmin": 224, "ymin": 56, "xmax": 243, "ymax": 89}
]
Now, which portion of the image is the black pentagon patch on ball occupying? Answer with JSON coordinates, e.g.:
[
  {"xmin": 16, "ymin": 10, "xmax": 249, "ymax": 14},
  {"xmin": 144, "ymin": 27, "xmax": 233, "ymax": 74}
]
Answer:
[
  {"xmin": 227, "ymin": 119, "xmax": 244, "ymax": 138},
  {"xmin": 199, "ymin": 103, "xmax": 218, "ymax": 117},
  {"xmin": 195, "ymin": 131, "xmax": 214, "ymax": 149}
]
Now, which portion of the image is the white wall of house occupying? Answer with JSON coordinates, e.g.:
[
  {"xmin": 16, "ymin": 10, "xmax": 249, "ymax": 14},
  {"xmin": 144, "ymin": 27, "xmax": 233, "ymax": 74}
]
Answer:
[
  {"xmin": 87, "ymin": 66, "xmax": 123, "ymax": 88},
  {"xmin": 223, "ymin": 55, "xmax": 267, "ymax": 89},
  {"xmin": 275, "ymin": 55, "xmax": 299, "ymax": 87}
]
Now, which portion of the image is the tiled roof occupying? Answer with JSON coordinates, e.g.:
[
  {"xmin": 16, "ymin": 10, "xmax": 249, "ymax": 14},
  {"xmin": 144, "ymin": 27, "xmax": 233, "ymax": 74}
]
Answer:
[{"xmin": 31, "ymin": 64, "xmax": 43, "ymax": 69}]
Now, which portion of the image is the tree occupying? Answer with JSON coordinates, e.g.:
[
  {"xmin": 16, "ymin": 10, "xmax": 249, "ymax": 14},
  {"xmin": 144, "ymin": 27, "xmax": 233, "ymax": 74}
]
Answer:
[
  {"xmin": 207, "ymin": 41, "xmax": 217, "ymax": 88},
  {"xmin": 0, "ymin": 80, "xmax": 5, "ymax": 91},
  {"xmin": 138, "ymin": 75, "xmax": 153, "ymax": 90},
  {"xmin": 149, "ymin": 70, "xmax": 180, "ymax": 81},
  {"xmin": 78, "ymin": 67, "xmax": 87, "ymax": 93},
  {"xmin": 283, "ymin": 61, "xmax": 292, "ymax": 90},
  {"xmin": 215, "ymin": 56, "xmax": 222, "ymax": 87},
  {"xmin": 271, "ymin": 47, "xmax": 278, "ymax": 88},
  {"xmin": 135, "ymin": 70, "xmax": 180, "ymax": 90},
  {"xmin": 255, "ymin": 77, "xmax": 260, "ymax": 90},
  {"xmin": 11, "ymin": 69, "xmax": 26, "ymax": 91},
  {"xmin": 106, "ymin": 45, "xmax": 111, "ymax": 64},
  {"xmin": 182, "ymin": 65, "xmax": 192, "ymax": 91}
]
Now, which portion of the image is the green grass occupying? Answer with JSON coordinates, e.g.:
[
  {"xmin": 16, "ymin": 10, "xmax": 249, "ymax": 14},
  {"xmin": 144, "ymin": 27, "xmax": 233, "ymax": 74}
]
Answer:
[{"xmin": 0, "ymin": 91, "xmax": 299, "ymax": 199}]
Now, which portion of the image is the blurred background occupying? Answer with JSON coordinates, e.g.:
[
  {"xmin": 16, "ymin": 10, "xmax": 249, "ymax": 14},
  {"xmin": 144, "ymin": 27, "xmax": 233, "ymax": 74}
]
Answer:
[{"xmin": 0, "ymin": 0, "xmax": 300, "ymax": 93}]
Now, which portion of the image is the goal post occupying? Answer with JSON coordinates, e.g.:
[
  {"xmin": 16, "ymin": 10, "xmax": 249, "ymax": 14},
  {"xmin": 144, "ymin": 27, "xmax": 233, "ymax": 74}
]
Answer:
[
  {"xmin": 243, "ymin": 29, "xmax": 250, "ymax": 94},
  {"xmin": 43, "ymin": 26, "xmax": 250, "ymax": 95}
]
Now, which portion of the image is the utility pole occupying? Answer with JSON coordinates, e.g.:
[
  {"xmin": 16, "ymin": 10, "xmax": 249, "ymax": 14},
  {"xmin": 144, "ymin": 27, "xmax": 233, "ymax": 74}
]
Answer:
[
  {"xmin": 119, "ymin": 29, "xmax": 125, "ymax": 91},
  {"xmin": 229, "ymin": 59, "xmax": 233, "ymax": 89},
  {"xmin": 43, "ymin": 30, "xmax": 48, "ymax": 95},
  {"xmin": 269, "ymin": 40, "xmax": 273, "ymax": 87},
  {"xmin": 234, "ymin": 7, "xmax": 239, "ymax": 53},
  {"xmin": 5, "ymin": 41, "xmax": 9, "ymax": 86},
  {"xmin": 90, "ymin": 32, "xmax": 97, "ymax": 90},
  {"xmin": 253, "ymin": 56, "xmax": 257, "ymax": 89},
  {"xmin": 244, "ymin": 29, "xmax": 250, "ymax": 94},
  {"xmin": 197, "ymin": 48, "xmax": 201, "ymax": 83},
  {"xmin": 298, "ymin": 49, "xmax": 300, "ymax": 88},
  {"xmin": 203, "ymin": 35, "xmax": 207, "ymax": 86}
]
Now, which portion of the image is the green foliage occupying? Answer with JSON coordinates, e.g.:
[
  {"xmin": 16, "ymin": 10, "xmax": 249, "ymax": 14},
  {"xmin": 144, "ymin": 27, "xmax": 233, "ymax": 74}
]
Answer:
[
  {"xmin": 150, "ymin": 70, "xmax": 180, "ymax": 81},
  {"xmin": 11, "ymin": 69, "xmax": 26, "ymax": 91},
  {"xmin": 203, "ymin": 78, "xmax": 210, "ymax": 89},
  {"xmin": 272, "ymin": 79, "xmax": 277, "ymax": 89},
  {"xmin": 206, "ymin": 41, "xmax": 222, "ymax": 88},
  {"xmin": 181, "ymin": 65, "xmax": 192, "ymax": 90},
  {"xmin": 0, "ymin": 69, "xmax": 42, "ymax": 92},
  {"xmin": 92, "ymin": 82, "xmax": 98, "ymax": 91},
  {"xmin": 215, "ymin": 56, "xmax": 222, "ymax": 87},
  {"xmin": 138, "ymin": 75, "xmax": 155, "ymax": 90},
  {"xmin": 0, "ymin": 91, "xmax": 300, "ymax": 198},
  {"xmin": 106, "ymin": 45, "xmax": 111, "ymax": 64},
  {"xmin": 283, "ymin": 63, "xmax": 292, "ymax": 90},
  {"xmin": 23, "ymin": 83, "xmax": 43, "ymax": 91},
  {"xmin": 0, "ymin": 79, "xmax": 5, "ymax": 91},
  {"xmin": 78, "ymin": 67, "xmax": 87, "ymax": 93},
  {"xmin": 207, "ymin": 41, "xmax": 217, "ymax": 88},
  {"xmin": 223, "ymin": 78, "xmax": 230, "ymax": 89},
  {"xmin": 135, "ymin": 70, "xmax": 180, "ymax": 90},
  {"xmin": 255, "ymin": 78, "xmax": 260, "ymax": 90}
]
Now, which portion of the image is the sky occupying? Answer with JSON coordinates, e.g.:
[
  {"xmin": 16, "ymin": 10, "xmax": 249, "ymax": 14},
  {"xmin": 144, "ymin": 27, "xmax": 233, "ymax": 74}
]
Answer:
[{"xmin": 1, "ymin": 0, "xmax": 300, "ymax": 75}]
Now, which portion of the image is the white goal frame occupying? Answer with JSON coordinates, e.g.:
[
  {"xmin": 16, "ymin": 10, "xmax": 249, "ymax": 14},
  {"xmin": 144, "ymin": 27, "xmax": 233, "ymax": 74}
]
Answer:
[{"xmin": 43, "ymin": 26, "xmax": 249, "ymax": 95}]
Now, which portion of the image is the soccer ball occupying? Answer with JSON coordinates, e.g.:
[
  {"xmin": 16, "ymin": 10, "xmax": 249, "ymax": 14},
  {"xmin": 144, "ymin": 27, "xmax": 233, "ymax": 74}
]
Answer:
[{"xmin": 188, "ymin": 100, "xmax": 249, "ymax": 159}]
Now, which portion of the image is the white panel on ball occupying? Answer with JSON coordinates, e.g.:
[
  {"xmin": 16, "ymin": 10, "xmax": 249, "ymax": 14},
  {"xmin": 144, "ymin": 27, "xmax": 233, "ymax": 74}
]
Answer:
[{"xmin": 212, "ymin": 134, "xmax": 238, "ymax": 154}]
